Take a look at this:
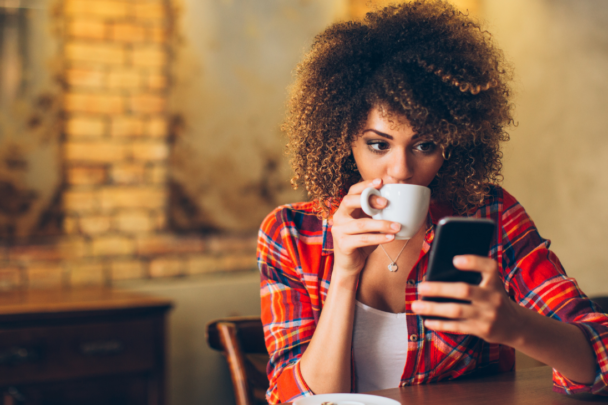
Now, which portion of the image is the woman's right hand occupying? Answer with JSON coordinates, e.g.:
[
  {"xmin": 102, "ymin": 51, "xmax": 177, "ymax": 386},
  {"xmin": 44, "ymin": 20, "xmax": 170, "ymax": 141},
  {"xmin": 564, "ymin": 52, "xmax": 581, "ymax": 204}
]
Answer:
[{"xmin": 331, "ymin": 178, "xmax": 401, "ymax": 277}]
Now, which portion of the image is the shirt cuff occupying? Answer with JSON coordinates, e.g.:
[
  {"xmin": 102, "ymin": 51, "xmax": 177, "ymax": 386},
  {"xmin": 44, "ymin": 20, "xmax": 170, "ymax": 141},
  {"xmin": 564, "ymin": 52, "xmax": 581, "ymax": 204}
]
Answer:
[
  {"xmin": 277, "ymin": 360, "xmax": 315, "ymax": 403},
  {"xmin": 552, "ymin": 322, "xmax": 608, "ymax": 395}
]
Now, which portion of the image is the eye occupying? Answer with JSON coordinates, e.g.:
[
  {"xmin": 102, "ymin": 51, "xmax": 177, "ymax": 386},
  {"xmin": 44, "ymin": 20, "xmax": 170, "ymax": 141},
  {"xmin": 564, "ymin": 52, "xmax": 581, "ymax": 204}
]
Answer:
[
  {"xmin": 367, "ymin": 140, "xmax": 390, "ymax": 153},
  {"xmin": 414, "ymin": 141, "xmax": 437, "ymax": 153}
]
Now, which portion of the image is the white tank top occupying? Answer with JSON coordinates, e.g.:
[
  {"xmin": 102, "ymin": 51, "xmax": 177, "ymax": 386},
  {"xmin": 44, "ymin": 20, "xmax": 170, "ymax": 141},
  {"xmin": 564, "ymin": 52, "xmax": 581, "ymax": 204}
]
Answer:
[{"xmin": 352, "ymin": 300, "xmax": 408, "ymax": 393}]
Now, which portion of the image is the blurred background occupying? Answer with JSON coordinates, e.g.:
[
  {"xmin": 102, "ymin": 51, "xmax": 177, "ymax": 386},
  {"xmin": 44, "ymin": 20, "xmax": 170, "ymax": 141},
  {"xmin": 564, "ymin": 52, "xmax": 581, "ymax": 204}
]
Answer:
[{"xmin": 0, "ymin": 0, "xmax": 607, "ymax": 404}]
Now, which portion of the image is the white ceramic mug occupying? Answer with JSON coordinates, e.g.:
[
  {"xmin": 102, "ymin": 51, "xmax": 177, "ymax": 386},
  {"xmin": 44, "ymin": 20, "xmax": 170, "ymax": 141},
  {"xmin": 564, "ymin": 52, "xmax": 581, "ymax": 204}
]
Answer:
[{"xmin": 360, "ymin": 184, "xmax": 431, "ymax": 240}]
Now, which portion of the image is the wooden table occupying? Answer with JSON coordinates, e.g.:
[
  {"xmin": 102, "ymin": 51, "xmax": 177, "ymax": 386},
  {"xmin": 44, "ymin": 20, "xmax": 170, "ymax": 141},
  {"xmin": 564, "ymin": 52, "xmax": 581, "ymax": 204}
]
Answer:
[
  {"xmin": 0, "ymin": 288, "xmax": 172, "ymax": 405},
  {"xmin": 284, "ymin": 367, "xmax": 608, "ymax": 404}
]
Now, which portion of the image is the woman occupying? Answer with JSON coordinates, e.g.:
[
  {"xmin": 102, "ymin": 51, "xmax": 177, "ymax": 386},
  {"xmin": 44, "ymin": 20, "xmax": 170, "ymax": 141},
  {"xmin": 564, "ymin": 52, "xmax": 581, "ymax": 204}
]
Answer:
[{"xmin": 257, "ymin": 1, "xmax": 608, "ymax": 403}]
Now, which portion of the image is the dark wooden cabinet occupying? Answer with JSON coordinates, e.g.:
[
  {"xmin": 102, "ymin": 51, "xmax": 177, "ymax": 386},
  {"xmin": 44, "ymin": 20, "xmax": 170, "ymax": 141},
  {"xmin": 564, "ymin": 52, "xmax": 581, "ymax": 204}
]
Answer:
[{"xmin": 0, "ymin": 288, "xmax": 172, "ymax": 405}]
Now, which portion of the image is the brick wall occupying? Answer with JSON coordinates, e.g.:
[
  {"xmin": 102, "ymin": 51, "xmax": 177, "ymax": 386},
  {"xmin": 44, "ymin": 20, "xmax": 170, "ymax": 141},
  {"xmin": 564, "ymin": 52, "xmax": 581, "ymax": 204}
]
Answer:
[{"xmin": 0, "ymin": 0, "xmax": 257, "ymax": 290}]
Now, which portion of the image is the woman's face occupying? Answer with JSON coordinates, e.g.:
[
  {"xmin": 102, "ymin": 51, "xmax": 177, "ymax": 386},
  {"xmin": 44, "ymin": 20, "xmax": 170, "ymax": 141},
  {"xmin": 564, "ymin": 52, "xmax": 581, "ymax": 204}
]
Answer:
[{"xmin": 351, "ymin": 107, "xmax": 444, "ymax": 186}]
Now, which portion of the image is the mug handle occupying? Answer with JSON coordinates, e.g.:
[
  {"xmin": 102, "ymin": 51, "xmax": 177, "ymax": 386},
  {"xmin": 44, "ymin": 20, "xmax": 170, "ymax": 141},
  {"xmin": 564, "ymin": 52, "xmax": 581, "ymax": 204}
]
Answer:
[{"xmin": 360, "ymin": 187, "xmax": 382, "ymax": 217}]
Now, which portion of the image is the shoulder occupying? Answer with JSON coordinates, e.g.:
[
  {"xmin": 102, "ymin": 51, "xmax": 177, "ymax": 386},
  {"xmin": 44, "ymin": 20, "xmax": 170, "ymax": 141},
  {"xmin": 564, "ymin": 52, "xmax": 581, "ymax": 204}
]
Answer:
[
  {"xmin": 487, "ymin": 185, "xmax": 520, "ymax": 211},
  {"xmin": 258, "ymin": 202, "xmax": 326, "ymax": 277},
  {"xmin": 468, "ymin": 186, "xmax": 542, "ymax": 240},
  {"xmin": 474, "ymin": 186, "xmax": 547, "ymax": 258},
  {"xmin": 467, "ymin": 185, "xmax": 523, "ymax": 219},
  {"xmin": 259, "ymin": 201, "xmax": 324, "ymax": 238},
  {"xmin": 432, "ymin": 185, "xmax": 528, "ymax": 223}
]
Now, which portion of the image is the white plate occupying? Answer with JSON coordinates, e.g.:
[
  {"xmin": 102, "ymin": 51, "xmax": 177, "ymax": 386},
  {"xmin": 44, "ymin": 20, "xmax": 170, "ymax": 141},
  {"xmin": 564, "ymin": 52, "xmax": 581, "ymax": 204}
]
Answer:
[{"xmin": 293, "ymin": 393, "xmax": 400, "ymax": 405}]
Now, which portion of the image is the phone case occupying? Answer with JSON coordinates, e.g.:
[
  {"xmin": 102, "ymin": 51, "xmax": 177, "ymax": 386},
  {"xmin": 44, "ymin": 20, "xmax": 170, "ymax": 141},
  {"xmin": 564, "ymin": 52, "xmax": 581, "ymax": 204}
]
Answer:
[{"xmin": 423, "ymin": 217, "xmax": 495, "ymax": 305}]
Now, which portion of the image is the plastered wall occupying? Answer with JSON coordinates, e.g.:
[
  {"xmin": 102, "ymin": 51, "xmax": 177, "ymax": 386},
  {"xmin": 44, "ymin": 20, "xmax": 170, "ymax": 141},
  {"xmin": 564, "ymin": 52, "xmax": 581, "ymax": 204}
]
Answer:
[
  {"xmin": 168, "ymin": 0, "xmax": 349, "ymax": 232},
  {"xmin": 485, "ymin": 0, "xmax": 608, "ymax": 297}
]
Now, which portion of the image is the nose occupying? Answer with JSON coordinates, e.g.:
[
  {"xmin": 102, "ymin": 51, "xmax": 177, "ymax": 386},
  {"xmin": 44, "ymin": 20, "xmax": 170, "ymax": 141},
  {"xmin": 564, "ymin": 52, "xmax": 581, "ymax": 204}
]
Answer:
[{"xmin": 386, "ymin": 148, "xmax": 413, "ymax": 183}]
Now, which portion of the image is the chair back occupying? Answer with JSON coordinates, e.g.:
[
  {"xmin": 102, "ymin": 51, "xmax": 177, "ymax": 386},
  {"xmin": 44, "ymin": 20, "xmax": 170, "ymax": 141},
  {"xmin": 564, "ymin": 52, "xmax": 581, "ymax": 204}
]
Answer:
[
  {"xmin": 206, "ymin": 316, "xmax": 269, "ymax": 405},
  {"xmin": 591, "ymin": 296, "xmax": 608, "ymax": 313}
]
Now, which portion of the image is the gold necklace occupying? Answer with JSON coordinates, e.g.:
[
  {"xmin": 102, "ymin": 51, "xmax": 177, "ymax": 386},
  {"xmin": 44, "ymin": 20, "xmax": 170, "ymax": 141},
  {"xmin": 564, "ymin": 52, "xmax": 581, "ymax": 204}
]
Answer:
[{"xmin": 379, "ymin": 239, "xmax": 410, "ymax": 272}]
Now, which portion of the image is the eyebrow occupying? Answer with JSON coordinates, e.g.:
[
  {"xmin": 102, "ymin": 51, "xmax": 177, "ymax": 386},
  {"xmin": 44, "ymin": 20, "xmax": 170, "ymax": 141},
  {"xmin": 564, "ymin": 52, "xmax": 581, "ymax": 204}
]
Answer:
[
  {"xmin": 362, "ymin": 129, "xmax": 419, "ymax": 140},
  {"xmin": 362, "ymin": 129, "xmax": 393, "ymax": 139}
]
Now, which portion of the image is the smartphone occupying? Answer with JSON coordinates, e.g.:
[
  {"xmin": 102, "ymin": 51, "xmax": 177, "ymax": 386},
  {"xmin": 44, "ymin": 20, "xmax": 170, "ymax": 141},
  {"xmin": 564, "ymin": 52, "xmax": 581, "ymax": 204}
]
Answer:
[{"xmin": 422, "ymin": 217, "xmax": 495, "ymax": 304}]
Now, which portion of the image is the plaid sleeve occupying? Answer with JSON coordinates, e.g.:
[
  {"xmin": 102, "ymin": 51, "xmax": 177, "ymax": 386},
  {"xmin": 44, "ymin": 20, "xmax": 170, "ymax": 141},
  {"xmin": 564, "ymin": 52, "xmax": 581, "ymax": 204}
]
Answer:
[
  {"xmin": 258, "ymin": 206, "xmax": 317, "ymax": 404},
  {"xmin": 500, "ymin": 190, "xmax": 608, "ymax": 395}
]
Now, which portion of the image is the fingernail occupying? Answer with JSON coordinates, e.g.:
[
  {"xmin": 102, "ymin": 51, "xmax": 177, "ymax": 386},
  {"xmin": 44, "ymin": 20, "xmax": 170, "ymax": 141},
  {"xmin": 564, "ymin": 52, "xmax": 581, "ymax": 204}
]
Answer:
[
  {"xmin": 378, "ymin": 197, "xmax": 388, "ymax": 205},
  {"xmin": 390, "ymin": 222, "xmax": 401, "ymax": 231},
  {"xmin": 411, "ymin": 301, "xmax": 423, "ymax": 312},
  {"xmin": 373, "ymin": 178, "xmax": 381, "ymax": 186},
  {"xmin": 418, "ymin": 283, "xmax": 430, "ymax": 293},
  {"xmin": 453, "ymin": 256, "xmax": 467, "ymax": 266},
  {"xmin": 385, "ymin": 234, "xmax": 394, "ymax": 240}
]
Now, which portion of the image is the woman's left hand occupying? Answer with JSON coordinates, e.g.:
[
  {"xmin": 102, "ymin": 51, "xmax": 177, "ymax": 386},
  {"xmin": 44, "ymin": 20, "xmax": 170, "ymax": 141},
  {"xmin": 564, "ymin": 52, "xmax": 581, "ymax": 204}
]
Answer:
[{"xmin": 411, "ymin": 255, "xmax": 523, "ymax": 345}]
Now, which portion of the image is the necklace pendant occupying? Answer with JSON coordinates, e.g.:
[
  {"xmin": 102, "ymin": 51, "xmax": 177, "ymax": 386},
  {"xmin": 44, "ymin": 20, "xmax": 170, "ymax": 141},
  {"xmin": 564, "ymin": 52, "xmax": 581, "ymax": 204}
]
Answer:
[{"xmin": 379, "ymin": 239, "xmax": 409, "ymax": 273}]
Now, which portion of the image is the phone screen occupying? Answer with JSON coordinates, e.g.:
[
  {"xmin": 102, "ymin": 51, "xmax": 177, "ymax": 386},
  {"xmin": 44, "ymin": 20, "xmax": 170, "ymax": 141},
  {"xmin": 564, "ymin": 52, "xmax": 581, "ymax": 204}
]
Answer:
[{"xmin": 423, "ymin": 217, "xmax": 495, "ymax": 304}]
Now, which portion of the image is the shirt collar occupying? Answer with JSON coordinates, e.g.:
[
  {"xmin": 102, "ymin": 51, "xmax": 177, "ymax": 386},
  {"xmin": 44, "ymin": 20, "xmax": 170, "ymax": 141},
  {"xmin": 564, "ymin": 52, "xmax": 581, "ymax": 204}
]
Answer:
[{"xmin": 428, "ymin": 199, "xmax": 454, "ymax": 225}]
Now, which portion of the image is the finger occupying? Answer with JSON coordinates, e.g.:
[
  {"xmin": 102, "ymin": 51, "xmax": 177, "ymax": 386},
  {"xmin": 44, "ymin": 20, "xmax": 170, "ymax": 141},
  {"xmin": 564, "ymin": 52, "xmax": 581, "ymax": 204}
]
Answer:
[
  {"xmin": 452, "ymin": 255, "xmax": 496, "ymax": 274},
  {"xmin": 423, "ymin": 318, "xmax": 470, "ymax": 334},
  {"xmin": 339, "ymin": 194, "xmax": 368, "ymax": 211},
  {"xmin": 346, "ymin": 178, "xmax": 383, "ymax": 196},
  {"xmin": 342, "ymin": 218, "xmax": 401, "ymax": 235},
  {"xmin": 369, "ymin": 194, "xmax": 389, "ymax": 210},
  {"xmin": 339, "ymin": 233, "xmax": 395, "ymax": 252},
  {"xmin": 453, "ymin": 255, "xmax": 501, "ymax": 288},
  {"xmin": 335, "ymin": 194, "xmax": 370, "ymax": 218},
  {"xmin": 336, "ymin": 194, "xmax": 389, "ymax": 220},
  {"xmin": 411, "ymin": 300, "xmax": 476, "ymax": 320},
  {"xmin": 418, "ymin": 281, "xmax": 485, "ymax": 301}
]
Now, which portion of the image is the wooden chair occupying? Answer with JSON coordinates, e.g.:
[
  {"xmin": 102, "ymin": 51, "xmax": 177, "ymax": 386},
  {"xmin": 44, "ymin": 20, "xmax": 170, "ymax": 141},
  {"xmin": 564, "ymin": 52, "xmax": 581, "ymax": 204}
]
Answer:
[
  {"xmin": 591, "ymin": 296, "xmax": 608, "ymax": 313},
  {"xmin": 206, "ymin": 316, "xmax": 269, "ymax": 405}
]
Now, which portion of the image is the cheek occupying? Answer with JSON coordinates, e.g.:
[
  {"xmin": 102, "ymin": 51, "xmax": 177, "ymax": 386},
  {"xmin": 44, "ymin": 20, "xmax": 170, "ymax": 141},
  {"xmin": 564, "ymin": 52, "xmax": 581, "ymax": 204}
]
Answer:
[
  {"xmin": 353, "ymin": 159, "xmax": 379, "ymax": 180},
  {"xmin": 351, "ymin": 147, "xmax": 377, "ymax": 179},
  {"xmin": 421, "ymin": 156, "xmax": 445, "ymax": 185}
]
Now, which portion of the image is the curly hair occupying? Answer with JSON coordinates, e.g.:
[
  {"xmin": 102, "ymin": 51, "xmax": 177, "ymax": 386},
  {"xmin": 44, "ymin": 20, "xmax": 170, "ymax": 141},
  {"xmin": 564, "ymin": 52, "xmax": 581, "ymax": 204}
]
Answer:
[{"xmin": 284, "ymin": 0, "xmax": 513, "ymax": 217}]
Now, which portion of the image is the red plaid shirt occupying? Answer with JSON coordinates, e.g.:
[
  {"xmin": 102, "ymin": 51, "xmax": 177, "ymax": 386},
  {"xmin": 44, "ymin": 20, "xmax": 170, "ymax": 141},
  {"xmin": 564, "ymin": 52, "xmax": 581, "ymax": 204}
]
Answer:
[{"xmin": 258, "ymin": 186, "xmax": 608, "ymax": 404}]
